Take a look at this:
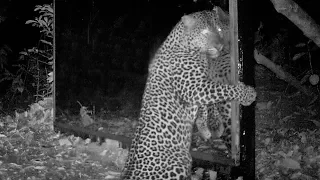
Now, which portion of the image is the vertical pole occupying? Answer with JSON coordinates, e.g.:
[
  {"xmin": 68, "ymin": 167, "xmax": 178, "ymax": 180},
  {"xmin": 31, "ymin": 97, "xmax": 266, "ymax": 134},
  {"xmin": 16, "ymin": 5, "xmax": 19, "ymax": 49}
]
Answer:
[
  {"xmin": 229, "ymin": 0, "xmax": 256, "ymax": 178},
  {"xmin": 228, "ymin": 0, "xmax": 240, "ymax": 165},
  {"xmin": 238, "ymin": 0, "xmax": 256, "ymax": 179},
  {"xmin": 53, "ymin": 0, "xmax": 56, "ymax": 125}
]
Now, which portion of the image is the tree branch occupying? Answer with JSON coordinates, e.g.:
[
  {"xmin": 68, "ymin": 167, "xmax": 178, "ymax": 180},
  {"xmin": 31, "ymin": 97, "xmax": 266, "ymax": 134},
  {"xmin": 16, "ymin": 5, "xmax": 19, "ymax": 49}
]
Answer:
[
  {"xmin": 254, "ymin": 49, "xmax": 315, "ymax": 97},
  {"xmin": 270, "ymin": 0, "xmax": 320, "ymax": 48}
]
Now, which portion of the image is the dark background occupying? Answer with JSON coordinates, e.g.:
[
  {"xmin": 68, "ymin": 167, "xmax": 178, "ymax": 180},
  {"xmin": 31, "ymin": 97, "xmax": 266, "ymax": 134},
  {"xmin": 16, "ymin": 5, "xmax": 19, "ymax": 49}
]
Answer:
[
  {"xmin": 1, "ymin": 0, "xmax": 319, "ymax": 116},
  {"xmin": 54, "ymin": 0, "xmax": 320, "ymax": 116},
  {"xmin": 54, "ymin": 0, "xmax": 254, "ymax": 114},
  {"xmin": 0, "ymin": 0, "xmax": 51, "ymax": 96}
]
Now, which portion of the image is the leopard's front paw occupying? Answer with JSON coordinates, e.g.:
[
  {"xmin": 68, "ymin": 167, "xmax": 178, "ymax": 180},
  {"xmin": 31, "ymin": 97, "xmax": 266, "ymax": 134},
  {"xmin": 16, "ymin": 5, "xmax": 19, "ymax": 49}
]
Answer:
[
  {"xmin": 238, "ymin": 82, "xmax": 257, "ymax": 106},
  {"xmin": 199, "ymin": 129, "xmax": 212, "ymax": 141},
  {"xmin": 211, "ymin": 121, "xmax": 224, "ymax": 139}
]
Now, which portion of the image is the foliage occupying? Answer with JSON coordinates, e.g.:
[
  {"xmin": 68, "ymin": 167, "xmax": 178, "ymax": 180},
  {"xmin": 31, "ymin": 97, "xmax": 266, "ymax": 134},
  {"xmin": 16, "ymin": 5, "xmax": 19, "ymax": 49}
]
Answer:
[
  {"xmin": 1, "ymin": 4, "xmax": 53, "ymax": 107},
  {"xmin": 256, "ymin": 126, "xmax": 320, "ymax": 180},
  {"xmin": 0, "ymin": 45, "xmax": 12, "ymax": 71},
  {"xmin": 0, "ymin": 98, "xmax": 127, "ymax": 179},
  {"xmin": 255, "ymin": 98, "xmax": 320, "ymax": 180},
  {"xmin": 22, "ymin": 4, "xmax": 54, "ymax": 100}
]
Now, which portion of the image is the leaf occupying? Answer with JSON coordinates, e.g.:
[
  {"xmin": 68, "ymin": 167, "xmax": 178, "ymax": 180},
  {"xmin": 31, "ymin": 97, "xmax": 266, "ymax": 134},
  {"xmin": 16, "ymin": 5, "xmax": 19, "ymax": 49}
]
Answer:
[
  {"xmin": 25, "ymin": 20, "xmax": 36, "ymax": 24},
  {"xmin": 59, "ymin": 138, "xmax": 72, "ymax": 146},
  {"xmin": 298, "ymin": 132, "xmax": 307, "ymax": 143},
  {"xmin": 266, "ymin": 101, "xmax": 273, "ymax": 109},
  {"xmin": 25, "ymin": 132, "xmax": 34, "ymax": 145},
  {"xmin": 40, "ymin": 40, "xmax": 52, "ymax": 46},
  {"xmin": 194, "ymin": 168, "xmax": 204, "ymax": 177},
  {"xmin": 280, "ymin": 158, "xmax": 301, "ymax": 169},
  {"xmin": 295, "ymin": 43, "xmax": 306, "ymax": 47},
  {"xmin": 290, "ymin": 172, "xmax": 313, "ymax": 180},
  {"xmin": 103, "ymin": 139, "xmax": 121, "ymax": 150},
  {"xmin": 292, "ymin": 52, "xmax": 306, "ymax": 61},
  {"xmin": 105, "ymin": 175, "xmax": 117, "ymax": 179},
  {"xmin": 47, "ymin": 72, "xmax": 53, "ymax": 83},
  {"xmin": 308, "ymin": 119, "xmax": 320, "ymax": 127},
  {"xmin": 279, "ymin": 116, "xmax": 292, "ymax": 123},
  {"xmin": 263, "ymin": 137, "xmax": 272, "ymax": 145},
  {"xmin": 256, "ymin": 102, "xmax": 273, "ymax": 110},
  {"xmin": 38, "ymin": 19, "xmax": 46, "ymax": 26},
  {"xmin": 208, "ymin": 170, "xmax": 218, "ymax": 180},
  {"xmin": 34, "ymin": 166, "xmax": 46, "ymax": 170}
]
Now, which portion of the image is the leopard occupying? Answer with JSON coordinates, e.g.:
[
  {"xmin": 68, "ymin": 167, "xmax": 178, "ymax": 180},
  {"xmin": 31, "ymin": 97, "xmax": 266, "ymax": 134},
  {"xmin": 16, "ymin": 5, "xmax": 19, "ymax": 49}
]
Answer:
[
  {"xmin": 121, "ymin": 7, "xmax": 256, "ymax": 180},
  {"xmin": 192, "ymin": 6, "xmax": 235, "ymax": 152},
  {"xmin": 195, "ymin": 53, "xmax": 234, "ymax": 151},
  {"xmin": 194, "ymin": 7, "xmax": 253, "ymax": 154},
  {"xmin": 190, "ymin": 6, "xmax": 243, "ymax": 153}
]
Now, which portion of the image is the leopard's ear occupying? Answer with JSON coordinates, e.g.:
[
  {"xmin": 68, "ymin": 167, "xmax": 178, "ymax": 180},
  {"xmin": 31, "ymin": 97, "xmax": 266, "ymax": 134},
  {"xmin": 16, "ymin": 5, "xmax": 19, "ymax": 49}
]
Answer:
[
  {"xmin": 214, "ymin": 6, "xmax": 229, "ymax": 24},
  {"xmin": 181, "ymin": 15, "xmax": 196, "ymax": 31}
]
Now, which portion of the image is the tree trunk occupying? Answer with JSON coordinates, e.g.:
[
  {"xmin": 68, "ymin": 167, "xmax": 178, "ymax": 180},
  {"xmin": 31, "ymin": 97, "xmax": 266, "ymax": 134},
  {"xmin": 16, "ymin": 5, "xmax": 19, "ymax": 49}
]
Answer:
[{"xmin": 270, "ymin": 0, "xmax": 320, "ymax": 48}]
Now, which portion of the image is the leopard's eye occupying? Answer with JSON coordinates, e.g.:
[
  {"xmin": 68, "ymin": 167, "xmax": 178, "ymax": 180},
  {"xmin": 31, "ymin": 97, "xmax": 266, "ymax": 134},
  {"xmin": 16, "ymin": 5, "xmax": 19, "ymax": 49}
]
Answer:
[
  {"xmin": 216, "ymin": 26, "xmax": 223, "ymax": 37},
  {"xmin": 217, "ymin": 26, "xmax": 222, "ymax": 32}
]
